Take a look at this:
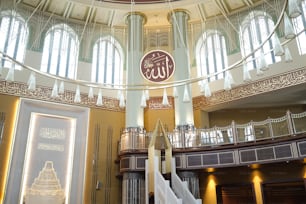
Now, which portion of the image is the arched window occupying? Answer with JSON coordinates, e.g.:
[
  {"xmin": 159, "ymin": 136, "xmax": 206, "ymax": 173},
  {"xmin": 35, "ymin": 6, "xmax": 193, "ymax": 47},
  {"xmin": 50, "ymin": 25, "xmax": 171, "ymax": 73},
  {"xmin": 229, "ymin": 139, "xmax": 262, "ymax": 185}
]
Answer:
[
  {"xmin": 196, "ymin": 30, "xmax": 228, "ymax": 82},
  {"xmin": 240, "ymin": 11, "xmax": 281, "ymax": 70},
  {"xmin": 41, "ymin": 24, "xmax": 78, "ymax": 79},
  {"xmin": 91, "ymin": 35, "xmax": 123, "ymax": 85},
  {"xmin": 292, "ymin": 0, "xmax": 306, "ymax": 55},
  {"xmin": 0, "ymin": 10, "xmax": 28, "ymax": 69}
]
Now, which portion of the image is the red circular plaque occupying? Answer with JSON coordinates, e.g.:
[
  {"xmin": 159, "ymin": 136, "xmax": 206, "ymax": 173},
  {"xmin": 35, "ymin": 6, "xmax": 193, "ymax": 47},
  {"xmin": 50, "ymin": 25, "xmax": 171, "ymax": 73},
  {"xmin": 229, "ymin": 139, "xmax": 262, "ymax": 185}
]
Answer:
[{"xmin": 140, "ymin": 50, "xmax": 175, "ymax": 83}]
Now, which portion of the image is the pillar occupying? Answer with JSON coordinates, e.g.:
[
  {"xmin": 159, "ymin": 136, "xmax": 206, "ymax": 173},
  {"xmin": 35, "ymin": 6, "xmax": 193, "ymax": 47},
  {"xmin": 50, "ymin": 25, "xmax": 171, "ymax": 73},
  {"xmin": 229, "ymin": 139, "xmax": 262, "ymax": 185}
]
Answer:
[
  {"xmin": 122, "ymin": 172, "xmax": 145, "ymax": 204},
  {"xmin": 125, "ymin": 12, "xmax": 146, "ymax": 128},
  {"xmin": 123, "ymin": 12, "xmax": 146, "ymax": 204},
  {"xmin": 169, "ymin": 10, "xmax": 194, "ymax": 127}
]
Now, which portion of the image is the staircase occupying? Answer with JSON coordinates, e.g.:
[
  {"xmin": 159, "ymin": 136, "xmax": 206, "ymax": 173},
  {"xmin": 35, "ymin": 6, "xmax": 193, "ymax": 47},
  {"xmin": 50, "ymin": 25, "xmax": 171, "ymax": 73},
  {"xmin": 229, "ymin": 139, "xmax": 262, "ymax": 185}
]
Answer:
[
  {"xmin": 171, "ymin": 158, "xmax": 202, "ymax": 204},
  {"xmin": 145, "ymin": 156, "xmax": 202, "ymax": 204}
]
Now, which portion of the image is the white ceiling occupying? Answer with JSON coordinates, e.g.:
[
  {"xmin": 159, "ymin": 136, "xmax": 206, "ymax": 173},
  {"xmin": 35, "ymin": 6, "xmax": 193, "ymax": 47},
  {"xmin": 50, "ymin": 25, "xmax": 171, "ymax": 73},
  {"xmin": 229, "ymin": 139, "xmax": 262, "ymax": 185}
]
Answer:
[{"xmin": 20, "ymin": 0, "xmax": 262, "ymax": 27}]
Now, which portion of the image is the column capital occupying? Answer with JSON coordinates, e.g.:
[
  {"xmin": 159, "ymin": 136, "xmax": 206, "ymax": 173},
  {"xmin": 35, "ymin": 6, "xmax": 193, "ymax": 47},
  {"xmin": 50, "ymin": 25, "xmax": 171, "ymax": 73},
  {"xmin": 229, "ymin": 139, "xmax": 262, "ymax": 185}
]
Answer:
[
  {"xmin": 125, "ymin": 11, "xmax": 147, "ymax": 24},
  {"xmin": 167, "ymin": 9, "xmax": 190, "ymax": 23}
]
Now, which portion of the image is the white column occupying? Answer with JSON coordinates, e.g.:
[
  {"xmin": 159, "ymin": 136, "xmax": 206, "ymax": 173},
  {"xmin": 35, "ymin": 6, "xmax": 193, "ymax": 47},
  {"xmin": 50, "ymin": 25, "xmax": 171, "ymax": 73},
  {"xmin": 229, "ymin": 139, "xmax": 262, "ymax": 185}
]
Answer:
[
  {"xmin": 125, "ymin": 12, "xmax": 146, "ymax": 128},
  {"xmin": 169, "ymin": 10, "xmax": 194, "ymax": 127}
]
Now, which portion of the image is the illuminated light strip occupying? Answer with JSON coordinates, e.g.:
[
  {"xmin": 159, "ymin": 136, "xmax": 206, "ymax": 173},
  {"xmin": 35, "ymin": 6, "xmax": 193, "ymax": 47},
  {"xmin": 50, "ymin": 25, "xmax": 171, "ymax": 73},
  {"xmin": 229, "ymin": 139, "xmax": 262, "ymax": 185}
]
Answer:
[
  {"xmin": 0, "ymin": 99, "xmax": 20, "ymax": 204},
  {"xmin": 252, "ymin": 170, "xmax": 263, "ymax": 204},
  {"xmin": 19, "ymin": 113, "xmax": 37, "ymax": 204},
  {"xmin": 65, "ymin": 118, "xmax": 76, "ymax": 204}
]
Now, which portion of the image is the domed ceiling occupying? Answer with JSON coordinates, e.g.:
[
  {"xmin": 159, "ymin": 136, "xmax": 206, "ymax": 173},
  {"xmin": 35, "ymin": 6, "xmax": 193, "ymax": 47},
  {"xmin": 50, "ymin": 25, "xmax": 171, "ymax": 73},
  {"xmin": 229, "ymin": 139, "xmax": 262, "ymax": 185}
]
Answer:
[
  {"xmin": 4, "ymin": 0, "xmax": 306, "ymax": 110},
  {"xmin": 19, "ymin": 0, "xmax": 262, "ymax": 27}
]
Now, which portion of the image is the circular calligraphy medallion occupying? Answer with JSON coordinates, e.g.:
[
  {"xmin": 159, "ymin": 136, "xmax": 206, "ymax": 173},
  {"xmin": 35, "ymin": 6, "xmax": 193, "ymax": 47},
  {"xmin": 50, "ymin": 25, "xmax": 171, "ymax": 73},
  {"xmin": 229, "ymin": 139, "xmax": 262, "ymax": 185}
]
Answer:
[{"xmin": 140, "ymin": 50, "xmax": 175, "ymax": 83}]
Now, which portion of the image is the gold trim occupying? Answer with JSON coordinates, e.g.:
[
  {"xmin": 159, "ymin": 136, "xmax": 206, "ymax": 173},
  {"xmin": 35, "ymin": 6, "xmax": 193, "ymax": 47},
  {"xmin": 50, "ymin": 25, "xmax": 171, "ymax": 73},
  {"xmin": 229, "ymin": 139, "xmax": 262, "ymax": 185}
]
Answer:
[
  {"xmin": 125, "ymin": 11, "xmax": 147, "ymax": 25},
  {"xmin": 167, "ymin": 9, "xmax": 190, "ymax": 23}
]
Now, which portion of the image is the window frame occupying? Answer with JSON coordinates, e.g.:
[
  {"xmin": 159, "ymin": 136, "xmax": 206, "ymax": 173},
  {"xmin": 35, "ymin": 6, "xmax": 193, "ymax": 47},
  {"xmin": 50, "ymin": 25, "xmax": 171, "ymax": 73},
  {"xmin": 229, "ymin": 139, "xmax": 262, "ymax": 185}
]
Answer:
[
  {"xmin": 240, "ymin": 10, "xmax": 281, "ymax": 70},
  {"xmin": 91, "ymin": 35, "xmax": 124, "ymax": 86},
  {"xmin": 292, "ymin": 0, "xmax": 306, "ymax": 55},
  {"xmin": 0, "ymin": 10, "xmax": 28, "ymax": 70},
  {"xmin": 195, "ymin": 30, "xmax": 228, "ymax": 82},
  {"xmin": 40, "ymin": 23, "xmax": 79, "ymax": 79}
]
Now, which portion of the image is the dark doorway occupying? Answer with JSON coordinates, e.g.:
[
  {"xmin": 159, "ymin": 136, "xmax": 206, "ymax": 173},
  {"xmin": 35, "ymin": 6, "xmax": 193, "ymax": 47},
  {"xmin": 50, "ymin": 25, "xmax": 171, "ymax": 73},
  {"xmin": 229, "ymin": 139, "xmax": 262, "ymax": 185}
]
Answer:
[
  {"xmin": 216, "ymin": 184, "xmax": 255, "ymax": 204},
  {"xmin": 262, "ymin": 180, "xmax": 306, "ymax": 204}
]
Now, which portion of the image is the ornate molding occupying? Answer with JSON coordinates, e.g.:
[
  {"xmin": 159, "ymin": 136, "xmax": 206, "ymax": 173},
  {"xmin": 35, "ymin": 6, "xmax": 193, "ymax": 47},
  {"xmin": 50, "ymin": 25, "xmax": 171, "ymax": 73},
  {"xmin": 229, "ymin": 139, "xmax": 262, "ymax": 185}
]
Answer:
[
  {"xmin": 0, "ymin": 80, "xmax": 124, "ymax": 112},
  {"xmin": 193, "ymin": 67, "xmax": 306, "ymax": 110},
  {"xmin": 0, "ymin": 80, "xmax": 174, "ymax": 111},
  {"xmin": 148, "ymin": 96, "xmax": 174, "ymax": 110},
  {"xmin": 1, "ymin": 67, "xmax": 305, "ymax": 111}
]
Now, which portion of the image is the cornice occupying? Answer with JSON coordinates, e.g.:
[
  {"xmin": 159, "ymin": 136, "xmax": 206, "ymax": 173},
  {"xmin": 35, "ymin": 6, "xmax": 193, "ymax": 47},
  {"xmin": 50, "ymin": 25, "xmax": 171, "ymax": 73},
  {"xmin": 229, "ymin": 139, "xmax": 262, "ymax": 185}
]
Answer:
[
  {"xmin": 193, "ymin": 67, "xmax": 306, "ymax": 110},
  {"xmin": 0, "ymin": 67, "xmax": 305, "ymax": 112},
  {"xmin": 0, "ymin": 80, "xmax": 124, "ymax": 112}
]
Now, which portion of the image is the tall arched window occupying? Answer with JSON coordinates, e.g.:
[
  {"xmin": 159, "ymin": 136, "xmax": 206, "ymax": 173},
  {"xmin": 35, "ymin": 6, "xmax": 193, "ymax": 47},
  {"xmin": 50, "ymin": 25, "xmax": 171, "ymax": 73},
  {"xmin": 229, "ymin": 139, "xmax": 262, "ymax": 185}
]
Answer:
[
  {"xmin": 292, "ymin": 0, "xmax": 306, "ymax": 55},
  {"xmin": 91, "ymin": 35, "xmax": 123, "ymax": 85},
  {"xmin": 196, "ymin": 30, "xmax": 228, "ymax": 82},
  {"xmin": 240, "ymin": 11, "xmax": 281, "ymax": 70},
  {"xmin": 0, "ymin": 10, "xmax": 28, "ymax": 69},
  {"xmin": 41, "ymin": 24, "xmax": 78, "ymax": 79}
]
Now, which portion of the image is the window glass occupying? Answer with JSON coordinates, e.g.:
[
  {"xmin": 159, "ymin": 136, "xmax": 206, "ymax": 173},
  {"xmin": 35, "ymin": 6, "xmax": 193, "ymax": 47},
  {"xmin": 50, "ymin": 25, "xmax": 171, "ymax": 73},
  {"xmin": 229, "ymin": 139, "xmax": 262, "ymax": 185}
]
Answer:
[
  {"xmin": 240, "ymin": 11, "xmax": 280, "ymax": 70},
  {"xmin": 91, "ymin": 36, "xmax": 123, "ymax": 85},
  {"xmin": 0, "ymin": 10, "xmax": 28, "ymax": 70},
  {"xmin": 292, "ymin": 0, "xmax": 306, "ymax": 55},
  {"xmin": 196, "ymin": 30, "xmax": 228, "ymax": 82},
  {"xmin": 41, "ymin": 24, "xmax": 78, "ymax": 79}
]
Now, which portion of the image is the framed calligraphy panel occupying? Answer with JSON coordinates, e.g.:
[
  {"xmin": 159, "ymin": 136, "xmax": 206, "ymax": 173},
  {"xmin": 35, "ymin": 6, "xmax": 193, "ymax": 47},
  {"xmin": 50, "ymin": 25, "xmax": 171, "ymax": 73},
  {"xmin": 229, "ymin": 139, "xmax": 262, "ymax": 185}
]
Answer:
[{"xmin": 140, "ymin": 50, "xmax": 175, "ymax": 83}]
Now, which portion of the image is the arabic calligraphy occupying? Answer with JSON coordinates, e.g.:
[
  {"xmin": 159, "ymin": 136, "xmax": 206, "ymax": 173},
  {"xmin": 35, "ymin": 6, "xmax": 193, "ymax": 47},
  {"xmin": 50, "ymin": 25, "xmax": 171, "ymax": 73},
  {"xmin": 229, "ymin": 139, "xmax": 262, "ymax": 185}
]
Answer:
[{"xmin": 140, "ymin": 50, "xmax": 175, "ymax": 83}]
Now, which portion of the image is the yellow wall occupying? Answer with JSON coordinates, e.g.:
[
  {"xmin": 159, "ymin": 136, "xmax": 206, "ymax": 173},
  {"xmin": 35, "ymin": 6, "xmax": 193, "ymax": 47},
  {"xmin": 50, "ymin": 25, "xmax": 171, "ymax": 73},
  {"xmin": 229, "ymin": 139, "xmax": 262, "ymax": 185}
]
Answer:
[
  {"xmin": 144, "ymin": 108, "xmax": 175, "ymax": 131},
  {"xmin": 0, "ymin": 94, "xmax": 19, "ymax": 204},
  {"xmin": 0, "ymin": 94, "xmax": 125, "ymax": 204},
  {"xmin": 85, "ymin": 108, "xmax": 125, "ymax": 204}
]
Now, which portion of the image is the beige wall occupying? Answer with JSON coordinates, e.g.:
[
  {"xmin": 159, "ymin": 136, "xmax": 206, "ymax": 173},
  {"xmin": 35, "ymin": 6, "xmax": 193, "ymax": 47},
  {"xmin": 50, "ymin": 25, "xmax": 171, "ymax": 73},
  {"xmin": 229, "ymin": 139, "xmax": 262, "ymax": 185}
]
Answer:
[{"xmin": 208, "ymin": 105, "xmax": 306, "ymax": 127}]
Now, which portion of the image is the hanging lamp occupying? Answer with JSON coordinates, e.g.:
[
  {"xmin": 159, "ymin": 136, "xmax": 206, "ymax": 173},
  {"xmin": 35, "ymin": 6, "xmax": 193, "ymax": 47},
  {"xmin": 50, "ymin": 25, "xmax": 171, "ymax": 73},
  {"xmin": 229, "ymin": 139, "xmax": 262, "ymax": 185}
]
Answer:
[
  {"xmin": 243, "ymin": 63, "xmax": 252, "ymax": 82},
  {"xmin": 96, "ymin": 89, "xmax": 103, "ymax": 106},
  {"xmin": 203, "ymin": 80, "xmax": 211, "ymax": 97},
  {"xmin": 173, "ymin": 87, "xmax": 178, "ymax": 98},
  {"xmin": 288, "ymin": 0, "xmax": 302, "ymax": 18},
  {"xmin": 51, "ymin": 79, "xmax": 59, "ymax": 98},
  {"xmin": 273, "ymin": 34, "xmax": 284, "ymax": 56},
  {"xmin": 119, "ymin": 92, "xmax": 125, "ymax": 108},
  {"xmin": 74, "ymin": 85, "xmax": 81, "ymax": 103},
  {"xmin": 258, "ymin": 49, "xmax": 268, "ymax": 71},
  {"xmin": 284, "ymin": 13, "xmax": 296, "ymax": 39},
  {"xmin": 27, "ymin": 71, "xmax": 36, "ymax": 90},
  {"xmin": 162, "ymin": 88, "xmax": 170, "ymax": 106},
  {"xmin": 284, "ymin": 45, "xmax": 293, "ymax": 62},
  {"xmin": 58, "ymin": 81, "xmax": 65, "ymax": 94},
  {"xmin": 224, "ymin": 71, "xmax": 234, "ymax": 90},
  {"xmin": 88, "ymin": 87, "xmax": 94, "ymax": 99},
  {"xmin": 5, "ymin": 65, "xmax": 14, "ymax": 81},
  {"xmin": 140, "ymin": 90, "xmax": 147, "ymax": 108},
  {"xmin": 145, "ymin": 89, "xmax": 150, "ymax": 100},
  {"xmin": 183, "ymin": 84, "xmax": 190, "ymax": 102}
]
